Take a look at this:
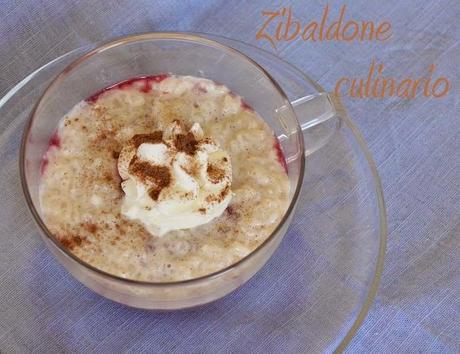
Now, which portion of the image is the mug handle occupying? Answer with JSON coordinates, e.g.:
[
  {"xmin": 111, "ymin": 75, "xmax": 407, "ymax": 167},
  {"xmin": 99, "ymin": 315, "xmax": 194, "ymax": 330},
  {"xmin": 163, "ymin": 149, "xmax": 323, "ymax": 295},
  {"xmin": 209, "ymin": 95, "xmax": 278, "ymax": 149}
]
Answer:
[{"xmin": 278, "ymin": 92, "xmax": 344, "ymax": 156}]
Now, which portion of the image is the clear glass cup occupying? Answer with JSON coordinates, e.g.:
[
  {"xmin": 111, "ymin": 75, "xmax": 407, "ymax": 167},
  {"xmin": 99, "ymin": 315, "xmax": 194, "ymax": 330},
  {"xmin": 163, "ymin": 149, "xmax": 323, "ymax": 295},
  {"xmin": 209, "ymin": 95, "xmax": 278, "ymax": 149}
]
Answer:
[{"xmin": 19, "ymin": 33, "xmax": 381, "ymax": 323}]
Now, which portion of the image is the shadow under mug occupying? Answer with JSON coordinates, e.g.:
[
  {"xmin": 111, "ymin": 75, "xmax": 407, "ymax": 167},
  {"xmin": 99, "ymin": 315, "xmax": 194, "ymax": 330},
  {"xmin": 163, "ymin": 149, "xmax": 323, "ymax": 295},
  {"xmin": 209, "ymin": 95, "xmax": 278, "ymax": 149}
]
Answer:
[{"xmin": 21, "ymin": 33, "xmax": 341, "ymax": 309}]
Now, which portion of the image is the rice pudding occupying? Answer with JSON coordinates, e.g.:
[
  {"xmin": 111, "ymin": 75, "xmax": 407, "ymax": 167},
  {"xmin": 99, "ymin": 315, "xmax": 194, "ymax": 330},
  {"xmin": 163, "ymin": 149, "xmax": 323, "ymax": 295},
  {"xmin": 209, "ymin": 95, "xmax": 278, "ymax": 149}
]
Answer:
[{"xmin": 39, "ymin": 74, "xmax": 289, "ymax": 281}]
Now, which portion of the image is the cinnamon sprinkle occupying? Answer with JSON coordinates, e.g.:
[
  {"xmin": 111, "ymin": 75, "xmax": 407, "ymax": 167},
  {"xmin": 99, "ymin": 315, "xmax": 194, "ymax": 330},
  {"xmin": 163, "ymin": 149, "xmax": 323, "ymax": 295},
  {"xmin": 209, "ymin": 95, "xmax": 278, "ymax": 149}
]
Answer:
[
  {"xmin": 220, "ymin": 185, "xmax": 230, "ymax": 199},
  {"xmin": 129, "ymin": 157, "xmax": 171, "ymax": 198},
  {"xmin": 207, "ymin": 164, "xmax": 225, "ymax": 183},
  {"xmin": 84, "ymin": 223, "xmax": 98, "ymax": 234},
  {"xmin": 148, "ymin": 187, "xmax": 162, "ymax": 201},
  {"xmin": 174, "ymin": 132, "xmax": 198, "ymax": 155},
  {"xmin": 205, "ymin": 185, "xmax": 230, "ymax": 203},
  {"xmin": 131, "ymin": 131, "xmax": 163, "ymax": 148},
  {"xmin": 59, "ymin": 235, "xmax": 88, "ymax": 251}
]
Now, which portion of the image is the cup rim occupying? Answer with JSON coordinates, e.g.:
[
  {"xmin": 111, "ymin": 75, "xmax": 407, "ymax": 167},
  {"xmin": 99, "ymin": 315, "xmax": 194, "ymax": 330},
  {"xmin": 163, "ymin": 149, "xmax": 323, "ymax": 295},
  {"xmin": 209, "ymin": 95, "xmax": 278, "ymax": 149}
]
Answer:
[{"xmin": 20, "ymin": 32, "xmax": 306, "ymax": 287}]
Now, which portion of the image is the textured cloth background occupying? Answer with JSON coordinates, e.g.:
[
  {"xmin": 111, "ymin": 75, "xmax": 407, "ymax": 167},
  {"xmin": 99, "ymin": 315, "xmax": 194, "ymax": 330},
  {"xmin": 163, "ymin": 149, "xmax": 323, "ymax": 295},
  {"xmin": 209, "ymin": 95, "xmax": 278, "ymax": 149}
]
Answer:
[{"xmin": 0, "ymin": 0, "xmax": 459, "ymax": 353}]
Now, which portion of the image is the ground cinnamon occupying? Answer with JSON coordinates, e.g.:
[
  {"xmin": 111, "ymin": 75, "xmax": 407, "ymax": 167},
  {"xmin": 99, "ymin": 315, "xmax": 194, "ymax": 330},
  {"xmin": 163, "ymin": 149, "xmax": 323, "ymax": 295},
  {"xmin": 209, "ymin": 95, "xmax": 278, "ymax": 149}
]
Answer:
[
  {"xmin": 132, "ymin": 131, "xmax": 163, "ymax": 148},
  {"xmin": 129, "ymin": 158, "xmax": 171, "ymax": 187},
  {"xmin": 207, "ymin": 164, "xmax": 225, "ymax": 183},
  {"xmin": 174, "ymin": 132, "xmax": 198, "ymax": 155}
]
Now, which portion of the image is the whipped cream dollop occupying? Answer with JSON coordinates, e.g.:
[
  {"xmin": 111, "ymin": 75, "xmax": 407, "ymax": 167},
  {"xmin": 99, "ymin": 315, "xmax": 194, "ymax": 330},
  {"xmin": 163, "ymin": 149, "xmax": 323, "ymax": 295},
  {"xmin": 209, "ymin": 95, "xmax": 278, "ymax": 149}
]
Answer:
[{"xmin": 118, "ymin": 121, "xmax": 232, "ymax": 236}]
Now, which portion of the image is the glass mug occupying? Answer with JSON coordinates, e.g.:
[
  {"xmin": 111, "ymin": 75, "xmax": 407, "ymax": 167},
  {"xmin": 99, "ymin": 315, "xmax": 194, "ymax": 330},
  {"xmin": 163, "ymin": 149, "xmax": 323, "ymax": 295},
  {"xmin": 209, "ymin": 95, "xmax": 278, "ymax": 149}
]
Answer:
[{"xmin": 20, "ymin": 33, "xmax": 342, "ymax": 309}]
